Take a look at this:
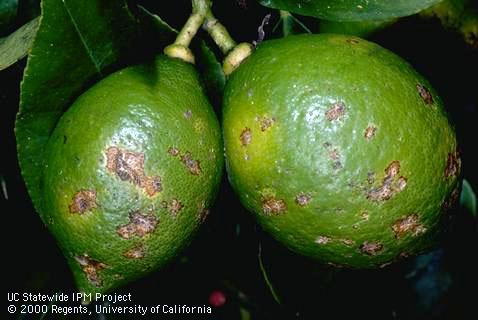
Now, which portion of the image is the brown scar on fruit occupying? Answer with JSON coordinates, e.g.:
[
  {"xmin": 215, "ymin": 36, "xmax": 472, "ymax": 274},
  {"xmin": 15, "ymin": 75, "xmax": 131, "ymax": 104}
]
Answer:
[
  {"xmin": 295, "ymin": 193, "xmax": 312, "ymax": 206},
  {"xmin": 416, "ymin": 84, "xmax": 434, "ymax": 104},
  {"xmin": 328, "ymin": 149, "xmax": 340, "ymax": 160},
  {"xmin": 364, "ymin": 126, "xmax": 377, "ymax": 140},
  {"xmin": 183, "ymin": 110, "xmax": 192, "ymax": 119},
  {"xmin": 240, "ymin": 128, "xmax": 252, "ymax": 146},
  {"xmin": 325, "ymin": 102, "xmax": 345, "ymax": 121},
  {"xmin": 366, "ymin": 161, "xmax": 407, "ymax": 201},
  {"xmin": 142, "ymin": 176, "xmax": 162, "ymax": 197},
  {"xmin": 116, "ymin": 211, "xmax": 158, "ymax": 239},
  {"xmin": 398, "ymin": 252, "xmax": 410, "ymax": 259},
  {"xmin": 332, "ymin": 161, "xmax": 343, "ymax": 170},
  {"xmin": 123, "ymin": 245, "xmax": 145, "ymax": 259},
  {"xmin": 74, "ymin": 254, "xmax": 107, "ymax": 287},
  {"xmin": 391, "ymin": 214, "xmax": 427, "ymax": 239},
  {"xmin": 168, "ymin": 147, "xmax": 180, "ymax": 157},
  {"xmin": 315, "ymin": 235, "xmax": 331, "ymax": 245},
  {"xmin": 262, "ymin": 197, "xmax": 287, "ymax": 215},
  {"xmin": 341, "ymin": 239, "xmax": 355, "ymax": 246},
  {"xmin": 106, "ymin": 147, "xmax": 162, "ymax": 196},
  {"xmin": 197, "ymin": 202, "xmax": 210, "ymax": 223},
  {"xmin": 346, "ymin": 38, "xmax": 360, "ymax": 44},
  {"xmin": 256, "ymin": 116, "xmax": 275, "ymax": 131},
  {"xmin": 106, "ymin": 147, "xmax": 144, "ymax": 184},
  {"xmin": 166, "ymin": 199, "xmax": 183, "ymax": 216},
  {"xmin": 180, "ymin": 152, "xmax": 202, "ymax": 175},
  {"xmin": 444, "ymin": 151, "xmax": 461, "ymax": 179},
  {"xmin": 360, "ymin": 241, "xmax": 383, "ymax": 255},
  {"xmin": 367, "ymin": 172, "xmax": 375, "ymax": 184},
  {"xmin": 69, "ymin": 190, "xmax": 97, "ymax": 214},
  {"xmin": 442, "ymin": 187, "xmax": 460, "ymax": 211},
  {"xmin": 360, "ymin": 211, "xmax": 370, "ymax": 220},
  {"xmin": 379, "ymin": 261, "xmax": 393, "ymax": 268}
]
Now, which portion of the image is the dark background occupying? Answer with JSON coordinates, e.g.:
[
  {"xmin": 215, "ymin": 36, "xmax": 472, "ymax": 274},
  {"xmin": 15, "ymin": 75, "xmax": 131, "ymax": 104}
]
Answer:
[{"xmin": 2, "ymin": 0, "xmax": 478, "ymax": 319}]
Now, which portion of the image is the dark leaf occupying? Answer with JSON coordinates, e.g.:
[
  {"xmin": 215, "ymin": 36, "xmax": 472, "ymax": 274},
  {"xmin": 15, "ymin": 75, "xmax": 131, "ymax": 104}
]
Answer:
[
  {"xmin": 196, "ymin": 40, "xmax": 226, "ymax": 108},
  {"xmin": 0, "ymin": 0, "xmax": 18, "ymax": 31},
  {"xmin": 15, "ymin": 0, "xmax": 139, "ymax": 220},
  {"xmin": 319, "ymin": 18, "xmax": 396, "ymax": 38},
  {"xmin": 258, "ymin": 0, "xmax": 442, "ymax": 21}
]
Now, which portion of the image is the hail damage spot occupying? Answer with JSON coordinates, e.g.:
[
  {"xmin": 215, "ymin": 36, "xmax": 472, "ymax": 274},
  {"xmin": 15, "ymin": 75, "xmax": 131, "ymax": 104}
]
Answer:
[
  {"xmin": 106, "ymin": 147, "xmax": 162, "ymax": 196},
  {"xmin": 75, "ymin": 254, "xmax": 107, "ymax": 287},
  {"xmin": 143, "ymin": 176, "xmax": 162, "ymax": 197},
  {"xmin": 162, "ymin": 199, "xmax": 183, "ymax": 216},
  {"xmin": 325, "ymin": 102, "xmax": 345, "ymax": 121},
  {"xmin": 180, "ymin": 152, "xmax": 202, "ymax": 175},
  {"xmin": 240, "ymin": 127, "xmax": 252, "ymax": 146},
  {"xmin": 123, "ymin": 245, "xmax": 145, "ymax": 259},
  {"xmin": 295, "ymin": 193, "xmax": 312, "ymax": 206},
  {"xmin": 416, "ymin": 84, "xmax": 434, "ymax": 104},
  {"xmin": 256, "ymin": 116, "xmax": 275, "ymax": 131},
  {"xmin": 442, "ymin": 187, "xmax": 460, "ymax": 211},
  {"xmin": 360, "ymin": 211, "xmax": 370, "ymax": 221},
  {"xmin": 262, "ymin": 197, "xmax": 287, "ymax": 215},
  {"xmin": 444, "ymin": 151, "xmax": 461, "ymax": 179},
  {"xmin": 197, "ymin": 202, "xmax": 210, "ymax": 223},
  {"xmin": 341, "ymin": 239, "xmax": 354, "ymax": 246},
  {"xmin": 183, "ymin": 110, "xmax": 192, "ymax": 119},
  {"xmin": 116, "ymin": 211, "xmax": 158, "ymax": 239},
  {"xmin": 367, "ymin": 172, "xmax": 375, "ymax": 184},
  {"xmin": 168, "ymin": 147, "xmax": 180, "ymax": 157},
  {"xmin": 391, "ymin": 213, "xmax": 426, "ymax": 239},
  {"xmin": 69, "ymin": 190, "xmax": 97, "ymax": 214},
  {"xmin": 366, "ymin": 161, "xmax": 407, "ymax": 201},
  {"xmin": 360, "ymin": 241, "xmax": 383, "ymax": 255},
  {"xmin": 315, "ymin": 235, "xmax": 331, "ymax": 245},
  {"xmin": 364, "ymin": 126, "xmax": 377, "ymax": 140}
]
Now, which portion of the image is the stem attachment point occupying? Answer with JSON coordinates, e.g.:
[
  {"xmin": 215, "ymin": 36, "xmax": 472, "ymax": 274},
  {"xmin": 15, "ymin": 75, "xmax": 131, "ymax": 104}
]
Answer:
[
  {"xmin": 164, "ymin": 44, "xmax": 195, "ymax": 64},
  {"xmin": 223, "ymin": 42, "xmax": 253, "ymax": 76}
]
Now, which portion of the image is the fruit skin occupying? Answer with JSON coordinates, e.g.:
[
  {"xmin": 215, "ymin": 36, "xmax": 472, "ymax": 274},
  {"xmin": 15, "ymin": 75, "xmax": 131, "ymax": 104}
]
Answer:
[
  {"xmin": 42, "ymin": 55, "xmax": 223, "ymax": 295},
  {"xmin": 223, "ymin": 34, "xmax": 460, "ymax": 268}
]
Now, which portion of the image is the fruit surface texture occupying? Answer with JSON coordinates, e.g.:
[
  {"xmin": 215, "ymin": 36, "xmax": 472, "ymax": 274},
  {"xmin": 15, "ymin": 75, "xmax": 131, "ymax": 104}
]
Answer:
[
  {"xmin": 223, "ymin": 34, "xmax": 460, "ymax": 268},
  {"xmin": 42, "ymin": 55, "xmax": 223, "ymax": 294}
]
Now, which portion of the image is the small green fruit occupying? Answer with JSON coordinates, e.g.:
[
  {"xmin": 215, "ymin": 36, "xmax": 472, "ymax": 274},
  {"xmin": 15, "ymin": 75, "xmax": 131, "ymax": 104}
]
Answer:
[
  {"xmin": 223, "ymin": 34, "xmax": 460, "ymax": 268},
  {"xmin": 42, "ymin": 55, "xmax": 223, "ymax": 295}
]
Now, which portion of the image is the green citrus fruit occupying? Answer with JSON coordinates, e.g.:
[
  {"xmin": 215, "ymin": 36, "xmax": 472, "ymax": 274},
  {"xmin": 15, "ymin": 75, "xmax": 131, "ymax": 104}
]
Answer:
[
  {"xmin": 223, "ymin": 34, "xmax": 460, "ymax": 268},
  {"xmin": 42, "ymin": 55, "xmax": 223, "ymax": 295}
]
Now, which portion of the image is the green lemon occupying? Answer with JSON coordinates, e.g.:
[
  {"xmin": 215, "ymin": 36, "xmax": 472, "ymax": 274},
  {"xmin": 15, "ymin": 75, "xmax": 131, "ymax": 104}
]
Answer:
[
  {"xmin": 223, "ymin": 34, "xmax": 460, "ymax": 268},
  {"xmin": 42, "ymin": 55, "xmax": 223, "ymax": 295}
]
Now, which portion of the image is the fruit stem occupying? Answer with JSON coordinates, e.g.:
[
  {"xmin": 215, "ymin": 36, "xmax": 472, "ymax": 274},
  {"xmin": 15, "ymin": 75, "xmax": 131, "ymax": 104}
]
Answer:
[
  {"xmin": 163, "ymin": 0, "xmax": 212, "ymax": 64},
  {"xmin": 203, "ymin": 10, "xmax": 237, "ymax": 54},
  {"xmin": 201, "ymin": 3, "xmax": 253, "ymax": 75}
]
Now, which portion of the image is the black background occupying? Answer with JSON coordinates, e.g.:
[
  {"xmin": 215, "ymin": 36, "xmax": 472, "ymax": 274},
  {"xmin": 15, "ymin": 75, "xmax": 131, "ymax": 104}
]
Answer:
[{"xmin": 2, "ymin": 0, "xmax": 478, "ymax": 319}]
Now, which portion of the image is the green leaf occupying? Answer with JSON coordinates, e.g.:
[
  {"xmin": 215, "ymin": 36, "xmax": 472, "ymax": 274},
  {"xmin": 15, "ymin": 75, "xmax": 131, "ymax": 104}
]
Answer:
[
  {"xmin": 15, "ymin": 0, "xmax": 139, "ymax": 220},
  {"xmin": 0, "ymin": 0, "xmax": 18, "ymax": 31},
  {"xmin": 460, "ymin": 179, "xmax": 477, "ymax": 217},
  {"xmin": 0, "ymin": 18, "xmax": 39, "ymax": 70},
  {"xmin": 258, "ymin": 242, "xmax": 282, "ymax": 304},
  {"xmin": 273, "ymin": 10, "xmax": 313, "ymax": 36},
  {"xmin": 319, "ymin": 18, "xmax": 396, "ymax": 38},
  {"xmin": 135, "ymin": 4, "xmax": 178, "ymax": 51},
  {"xmin": 258, "ymin": 0, "xmax": 443, "ymax": 21}
]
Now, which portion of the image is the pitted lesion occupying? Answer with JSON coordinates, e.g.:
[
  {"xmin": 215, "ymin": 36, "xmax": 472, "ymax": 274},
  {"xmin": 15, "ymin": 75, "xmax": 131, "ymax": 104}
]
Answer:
[
  {"xmin": 366, "ymin": 161, "xmax": 407, "ymax": 202},
  {"xmin": 116, "ymin": 211, "xmax": 159, "ymax": 239},
  {"xmin": 75, "ymin": 254, "xmax": 108, "ymax": 287},
  {"xmin": 69, "ymin": 190, "xmax": 97, "ymax": 214},
  {"xmin": 105, "ymin": 147, "xmax": 162, "ymax": 196}
]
